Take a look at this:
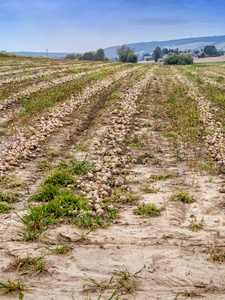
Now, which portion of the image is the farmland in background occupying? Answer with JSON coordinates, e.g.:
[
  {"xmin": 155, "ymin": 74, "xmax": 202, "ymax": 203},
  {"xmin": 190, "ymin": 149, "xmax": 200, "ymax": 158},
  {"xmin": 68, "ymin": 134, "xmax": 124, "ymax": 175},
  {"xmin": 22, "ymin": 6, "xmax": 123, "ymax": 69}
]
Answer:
[{"xmin": 0, "ymin": 54, "xmax": 225, "ymax": 300}]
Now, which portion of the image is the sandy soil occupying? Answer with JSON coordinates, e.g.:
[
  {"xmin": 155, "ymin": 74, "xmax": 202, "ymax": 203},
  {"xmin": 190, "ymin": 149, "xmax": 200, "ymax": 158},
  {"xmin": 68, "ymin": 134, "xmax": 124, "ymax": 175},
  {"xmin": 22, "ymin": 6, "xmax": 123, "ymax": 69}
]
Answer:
[{"xmin": 0, "ymin": 66, "xmax": 225, "ymax": 300}]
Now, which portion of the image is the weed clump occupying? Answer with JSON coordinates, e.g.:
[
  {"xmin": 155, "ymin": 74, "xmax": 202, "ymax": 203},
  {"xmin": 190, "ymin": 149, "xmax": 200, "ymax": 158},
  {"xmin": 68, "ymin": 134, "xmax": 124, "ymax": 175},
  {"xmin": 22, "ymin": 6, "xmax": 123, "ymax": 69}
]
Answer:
[
  {"xmin": 133, "ymin": 204, "xmax": 163, "ymax": 217},
  {"xmin": 38, "ymin": 243, "xmax": 72, "ymax": 254},
  {"xmin": 0, "ymin": 202, "xmax": 13, "ymax": 213},
  {"xmin": 104, "ymin": 188, "xmax": 138, "ymax": 204},
  {"xmin": 29, "ymin": 184, "xmax": 60, "ymax": 202},
  {"xmin": 6, "ymin": 254, "xmax": 49, "ymax": 276},
  {"xmin": 17, "ymin": 189, "xmax": 118, "ymax": 240},
  {"xmin": 135, "ymin": 153, "xmax": 154, "ymax": 164},
  {"xmin": 58, "ymin": 157, "xmax": 95, "ymax": 175},
  {"xmin": 84, "ymin": 265, "xmax": 152, "ymax": 294},
  {"xmin": 140, "ymin": 185, "xmax": 158, "ymax": 193},
  {"xmin": 73, "ymin": 206, "xmax": 118, "ymax": 229},
  {"xmin": 0, "ymin": 191, "xmax": 19, "ymax": 203},
  {"xmin": 169, "ymin": 191, "xmax": 195, "ymax": 203},
  {"xmin": 149, "ymin": 174, "xmax": 172, "ymax": 181},
  {"xmin": 209, "ymin": 239, "xmax": 225, "ymax": 262},
  {"xmin": 188, "ymin": 217, "xmax": 205, "ymax": 231},
  {"xmin": 43, "ymin": 170, "xmax": 76, "ymax": 187},
  {"xmin": 0, "ymin": 278, "xmax": 32, "ymax": 296},
  {"xmin": 125, "ymin": 136, "xmax": 145, "ymax": 149}
]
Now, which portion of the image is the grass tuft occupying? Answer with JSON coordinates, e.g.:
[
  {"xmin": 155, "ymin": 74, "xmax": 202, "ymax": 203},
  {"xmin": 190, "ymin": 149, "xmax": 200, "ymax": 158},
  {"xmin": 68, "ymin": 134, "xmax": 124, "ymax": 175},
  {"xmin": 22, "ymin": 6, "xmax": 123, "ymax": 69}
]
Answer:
[
  {"xmin": 0, "ymin": 278, "xmax": 32, "ymax": 296},
  {"xmin": 149, "ymin": 174, "xmax": 172, "ymax": 181},
  {"xmin": 169, "ymin": 191, "xmax": 195, "ymax": 203},
  {"xmin": 104, "ymin": 188, "xmax": 138, "ymax": 205},
  {"xmin": 133, "ymin": 204, "xmax": 163, "ymax": 217},
  {"xmin": 6, "ymin": 254, "xmax": 49, "ymax": 276}
]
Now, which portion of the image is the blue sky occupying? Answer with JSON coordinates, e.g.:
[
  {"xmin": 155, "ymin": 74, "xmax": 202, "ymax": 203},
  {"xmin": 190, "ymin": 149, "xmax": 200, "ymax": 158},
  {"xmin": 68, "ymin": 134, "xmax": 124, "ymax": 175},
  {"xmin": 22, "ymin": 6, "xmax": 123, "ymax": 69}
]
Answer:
[{"xmin": 1, "ymin": 0, "xmax": 225, "ymax": 52}]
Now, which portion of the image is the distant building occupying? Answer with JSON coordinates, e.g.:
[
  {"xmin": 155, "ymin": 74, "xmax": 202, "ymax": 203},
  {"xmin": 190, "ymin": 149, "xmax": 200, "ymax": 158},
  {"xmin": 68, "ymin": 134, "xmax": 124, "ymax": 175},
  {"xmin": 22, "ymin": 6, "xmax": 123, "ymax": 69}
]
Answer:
[
  {"xmin": 191, "ymin": 53, "xmax": 199, "ymax": 59},
  {"xmin": 157, "ymin": 54, "xmax": 168, "ymax": 62},
  {"xmin": 143, "ymin": 53, "xmax": 151, "ymax": 61},
  {"xmin": 198, "ymin": 51, "xmax": 210, "ymax": 58}
]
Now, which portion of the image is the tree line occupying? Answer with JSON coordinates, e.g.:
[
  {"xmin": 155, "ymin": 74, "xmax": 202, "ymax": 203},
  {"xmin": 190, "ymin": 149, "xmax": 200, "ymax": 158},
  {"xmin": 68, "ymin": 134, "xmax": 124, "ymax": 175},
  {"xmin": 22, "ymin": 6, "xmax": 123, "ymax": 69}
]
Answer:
[
  {"xmin": 65, "ymin": 48, "xmax": 109, "ymax": 61},
  {"xmin": 65, "ymin": 45, "xmax": 138, "ymax": 63}
]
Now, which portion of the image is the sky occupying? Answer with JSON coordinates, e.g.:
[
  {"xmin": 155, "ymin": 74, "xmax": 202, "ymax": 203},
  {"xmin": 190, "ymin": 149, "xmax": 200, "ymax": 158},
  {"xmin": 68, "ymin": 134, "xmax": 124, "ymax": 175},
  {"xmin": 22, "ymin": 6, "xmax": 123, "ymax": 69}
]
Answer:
[{"xmin": 1, "ymin": 0, "xmax": 225, "ymax": 53}]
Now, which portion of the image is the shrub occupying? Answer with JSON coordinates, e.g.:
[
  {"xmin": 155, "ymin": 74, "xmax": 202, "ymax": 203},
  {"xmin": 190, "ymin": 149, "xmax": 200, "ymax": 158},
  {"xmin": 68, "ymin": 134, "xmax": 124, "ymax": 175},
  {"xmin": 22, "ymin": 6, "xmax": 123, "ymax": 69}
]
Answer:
[
  {"xmin": 126, "ymin": 53, "xmax": 138, "ymax": 63},
  {"xmin": 164, "ymin": 53, "xmax": 193, "ymax": 65}
]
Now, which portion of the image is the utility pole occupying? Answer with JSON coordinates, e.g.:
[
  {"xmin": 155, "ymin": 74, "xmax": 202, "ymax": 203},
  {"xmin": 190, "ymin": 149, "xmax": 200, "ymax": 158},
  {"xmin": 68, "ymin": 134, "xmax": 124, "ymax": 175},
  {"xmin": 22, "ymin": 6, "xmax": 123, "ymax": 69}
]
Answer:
[{"xmin": 46, "ymin": 47, "xmax": 48, "ymax": 58}]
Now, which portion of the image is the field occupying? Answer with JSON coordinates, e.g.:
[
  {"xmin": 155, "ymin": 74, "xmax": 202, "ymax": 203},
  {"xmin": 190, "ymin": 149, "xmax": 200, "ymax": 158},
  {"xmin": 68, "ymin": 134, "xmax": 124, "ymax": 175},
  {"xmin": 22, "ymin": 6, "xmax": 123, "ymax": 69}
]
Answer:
[
  {"xmin": 0, "ymin": 53, "xmax": 225, "ymax": 300},
  {"xmin": 194, "ymin": 56, "xmax": 225, "ymax": 63}
]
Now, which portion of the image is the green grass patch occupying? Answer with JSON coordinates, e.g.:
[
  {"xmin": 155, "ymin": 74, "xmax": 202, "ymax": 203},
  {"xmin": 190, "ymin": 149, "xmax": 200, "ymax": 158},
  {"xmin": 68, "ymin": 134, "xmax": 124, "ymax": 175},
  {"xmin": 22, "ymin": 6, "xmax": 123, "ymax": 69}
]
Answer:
[
  {"xmin": 134, "ymin": 204, "xmax": 163, "ymax": 217},
  {"xmin": 43, "ymin": 170, "xmax": 76, "ymax": 187},
  {"xmin": 0, "ymin": 202, "xmax": 13, "ymax": 213},
  {"xmin": 18, "ymin": 189, "xmax": 118, "ymax": 240},
  {"xmin": 149, "ymin": 174, "xmax": 172, "ymax": 181},
  {"xmin": 0, "ymin": 278, "xmax": 32, "ymax": 296},
  {"xmin": 29, "ymin": 184, "xmax": 60, "ymax": 202},
  {"xmin": 125, "ymin": 136, "xmax": 145, "ymax": 149},
  {"xmin": 0, "ymin": 191, "xmax": 19, "ymax": 203},
  {"xmin": 58, "ymin": 157, "xmax": 95, "ymax": 175},
  {"xmin": 20, "ymin": 156, "xmax": 117, "ymax": 239},
  {"xmin": 169, "ymin": 191, "xmax": 195, "ymax": 203}
]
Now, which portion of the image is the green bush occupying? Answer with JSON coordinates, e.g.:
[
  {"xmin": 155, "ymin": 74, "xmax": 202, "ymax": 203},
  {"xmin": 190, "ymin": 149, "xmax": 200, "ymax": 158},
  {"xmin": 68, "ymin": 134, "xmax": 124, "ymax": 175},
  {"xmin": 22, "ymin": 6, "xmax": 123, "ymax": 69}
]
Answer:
[
  {"xmin": 126, "ymin": 53, "xmax": 138, "ymax": 63},
  {"xmin": 164, "ymin": 53, "xmax": 193, "ymax": 65}
]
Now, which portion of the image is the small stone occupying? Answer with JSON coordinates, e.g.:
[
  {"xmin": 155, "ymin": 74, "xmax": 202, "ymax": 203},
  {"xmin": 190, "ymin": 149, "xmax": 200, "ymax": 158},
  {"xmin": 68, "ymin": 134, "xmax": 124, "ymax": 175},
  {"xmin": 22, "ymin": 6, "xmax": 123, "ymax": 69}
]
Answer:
[
  {"xmin": 87, "ymin": 172, "xmax": 94, "ymax": 179},
  {"xmin": 96, "ymin": 209, "xmax": 104, "ymax": 215},
  {"xmin": 108, "ymin": 205, "xmax": 114, "ymax": 210},
  {"xmin": 8, "ymin": 160, "xmax": 18, "ymax": 166},
  {"xmin": 120, "ymin": 196, "xmax": 127, "ymax": 202}
]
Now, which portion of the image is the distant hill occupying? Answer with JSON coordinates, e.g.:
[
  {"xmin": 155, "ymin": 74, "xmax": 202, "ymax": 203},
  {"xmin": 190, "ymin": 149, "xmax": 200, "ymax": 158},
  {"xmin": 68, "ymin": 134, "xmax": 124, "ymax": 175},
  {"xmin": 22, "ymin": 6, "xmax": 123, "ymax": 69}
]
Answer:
[
  {"xmin": 104, "ymin": 35, "xmax": 225, "ymax": 59},
  {"xmin": 12, "ymin": 52, "xmax": 72, "ymax": 59},
  {"xmin": 12, "ymin": 35, "xmax": 225, "ymax": 60}
]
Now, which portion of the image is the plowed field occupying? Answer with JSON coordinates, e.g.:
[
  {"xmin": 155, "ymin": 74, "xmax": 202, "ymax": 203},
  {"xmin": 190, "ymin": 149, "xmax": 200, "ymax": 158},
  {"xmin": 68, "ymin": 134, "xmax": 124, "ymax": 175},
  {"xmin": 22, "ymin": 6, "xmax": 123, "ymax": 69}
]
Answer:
[{"xmin": 0, "ymin": 54, "xmax": 225, "ymax": 300}]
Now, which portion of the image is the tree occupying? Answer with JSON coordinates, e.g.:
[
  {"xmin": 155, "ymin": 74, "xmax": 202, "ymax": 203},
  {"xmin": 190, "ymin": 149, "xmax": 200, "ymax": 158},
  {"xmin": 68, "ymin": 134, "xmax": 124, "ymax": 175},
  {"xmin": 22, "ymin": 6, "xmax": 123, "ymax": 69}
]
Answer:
[
  {"xmin": 204, "ymin": 45, "xmax": 220, "ymax": 57},
  {"xmin": 116, "ymin": 44, "xmax": 136, "ymax": 62},
  {"xmin": 152, "ymin": 46, "xmax": 161, "ymax": 62},
  {"xmin": 162, "ymin": 48, "xmax": 168, "ymax": 55},
  {"xmin": 64, "ymin": 53, "xmax": 76, "ymax": 60},
  {"xmin": 96, "ymin": 48, "xmax": 105, "ymax": 61},
  {"xmin": 82, "ymin": 52, "xmax": 96, "ymax": 61},
  {"xmin": 75, "ymin": 53, "xmax": 83, "ymax": 60}
]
